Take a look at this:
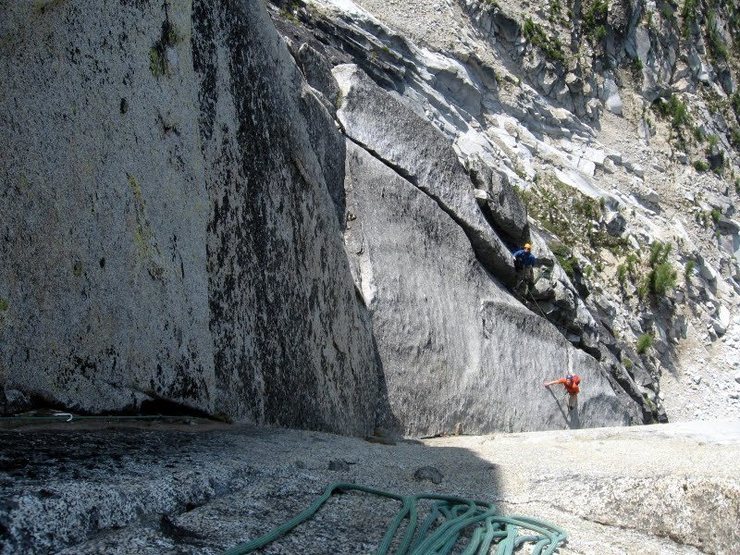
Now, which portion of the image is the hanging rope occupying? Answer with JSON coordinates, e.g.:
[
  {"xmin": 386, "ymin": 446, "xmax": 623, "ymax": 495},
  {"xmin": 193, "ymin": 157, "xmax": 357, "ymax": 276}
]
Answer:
[{"xmin": 223, "ymin": 482, "xmax": 567, "ymax": 555}]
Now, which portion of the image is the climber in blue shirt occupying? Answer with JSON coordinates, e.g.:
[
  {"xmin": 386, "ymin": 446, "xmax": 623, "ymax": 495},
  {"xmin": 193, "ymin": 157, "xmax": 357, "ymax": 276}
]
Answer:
[
  {"xmin": 513, "ymin": 243, "xmax": 536, "ymax": 271},
  {"xmin": 512, "ymin": 243, "xmax": 537, "ymax": 295}
]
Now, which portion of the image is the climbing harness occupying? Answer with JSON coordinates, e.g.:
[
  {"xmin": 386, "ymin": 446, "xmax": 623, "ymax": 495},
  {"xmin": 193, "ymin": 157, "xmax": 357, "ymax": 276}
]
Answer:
[{"xmin": 223, "ymin": 482, "xmax": 567, "ymax": 555}]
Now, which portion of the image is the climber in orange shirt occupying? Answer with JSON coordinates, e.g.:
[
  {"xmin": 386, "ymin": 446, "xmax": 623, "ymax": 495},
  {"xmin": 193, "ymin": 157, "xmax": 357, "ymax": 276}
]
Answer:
[{"xmin": 544, "ymin": 373, "xmax": 581, "ymax": 411}]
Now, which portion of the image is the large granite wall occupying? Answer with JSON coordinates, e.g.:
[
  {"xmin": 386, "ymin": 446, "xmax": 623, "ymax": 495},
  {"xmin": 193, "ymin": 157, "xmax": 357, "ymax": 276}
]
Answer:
[{"xmin": 0, "ymin": 0, "xmax": 380, "ymax": 435}]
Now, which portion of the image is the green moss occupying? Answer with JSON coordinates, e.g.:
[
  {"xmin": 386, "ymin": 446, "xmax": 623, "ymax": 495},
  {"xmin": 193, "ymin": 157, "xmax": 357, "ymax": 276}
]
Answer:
[
  {"xmin": 548, "ymin": 0, "xmax": 562, "ymax": 21},
  {"xmin": 164, "ymin": 23, "xmax": 182, "ymax": 46},
  {"xmin": 33, "ymin": 0, "xmax": 66, "ymax": 15},
  {"xmin": 636, "ymin": 333, "xmax": 653, "ymax": 354},
  {"xmin": 622, "ymin": 357, "xmax": 633, "ymax": 370},
  {"xmin": 149, "ymin": 47, "xmax": 165, "ymax": 77},
  {"xmin": 134, "ymin": 224, "xmax": 150, "ymax": 255},
  {"xmin": 0, "ymin": 298, "xmax": 8, "ymax": 311},
  {"xmin": 127, "ymin": 173, "xmax": 143, "ymax": 202}
]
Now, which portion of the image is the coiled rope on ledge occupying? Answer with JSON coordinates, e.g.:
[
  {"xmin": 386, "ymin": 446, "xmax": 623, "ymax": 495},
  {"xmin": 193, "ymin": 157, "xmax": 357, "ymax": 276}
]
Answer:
[{"xmin": 223, "ymin": 482, "xmax": 567, "ymax": 555}]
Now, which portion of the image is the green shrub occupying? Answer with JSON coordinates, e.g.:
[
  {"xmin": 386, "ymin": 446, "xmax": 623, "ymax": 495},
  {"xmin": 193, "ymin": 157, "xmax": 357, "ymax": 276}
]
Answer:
[
  {"xmin": 584, "ymin": 0, "xmax": 609, "ymax": 33},
  {"xmin": 653, "ymin": 95, "xmax": 691, "ymax": 130},
  {"xmin": 623, "ymin": 357, "xmax": 633, "ymax": 370},
  {"xmin": 649, "ymin": 241, "xmax": 671, "ymax": 266},
  {"xmin": 552, "ymin": 242, "xmax": 577, "ymax": 278},
  {"xmin": 573, "ymin": 196, "xmax": 601, "ymax": 220},
  {"xmin": 707, "ymin": 11, "xmax": 728, "ymax": 59},
  {"xmin": 684, "ymin": 259, "xmax": 696, "ymax": 278},
  {"xmin": 730, "ymin": 128, "xmax": 740, "ymax": 150},
  {"xmin": 710, "ymin": 208, "xmax": 722, "ymax": 223},
  {"xmin": 646, "ymin": 242, "xmax": 676, "ymax": 296},
  {"xmin": 617, "ymin": 263, "xmax": 628, "ymax": 285},
  {"xmin": 0, "ymin": 298, "xmax": 8, "ymax": 311},
  {"xmin": 651, "ymin": 262, "xmax": 677, "ymax": 295},
  {"xmin": 681, "ymin": 0, "xmax": 698, "ymax": 35},
  {"xmin": 694, "ymin": 160, "xmax": 709, "ymax": 172},
  {"xmin": 637, "ymin": 277, "xmax": 650, "ymax": 300},
  {"xmin": 732, "ymin": 93, "xmax": 740, "ymax": 117},
  {"xmin": 549, "ymin": 0, "xmax": 562, "ymax": 19},
  {"xmin": 636, "ymin": 333, "xmax": 654, "ymax": 354},
  {"xmin": 523, "ymin": 17, "xmax": 566, "ymax": 62}
]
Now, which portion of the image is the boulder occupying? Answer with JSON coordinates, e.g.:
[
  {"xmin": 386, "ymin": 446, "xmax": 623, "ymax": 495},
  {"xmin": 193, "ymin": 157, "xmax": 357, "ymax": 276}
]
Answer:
[
  {"xmin": 605, "ymin": 211, "xmax": 627, "ymax": 236},
  {"xmin": 714, "ymin": 305, "xmax": 731, "ymax": 336},
  {"xmin": 293, "ymin": 43, "xmax": 342, "ymax": 106},
  {"xmin": 602, "ymin": 78, "xmax": 623, "ymax": 115},
  {"xmin": 699, "ymin": 258, "xmax": 718, "ymax": 282},
  {"xmin": 467, "ymin": 156, "xmax": 530, "ymax": 245}
]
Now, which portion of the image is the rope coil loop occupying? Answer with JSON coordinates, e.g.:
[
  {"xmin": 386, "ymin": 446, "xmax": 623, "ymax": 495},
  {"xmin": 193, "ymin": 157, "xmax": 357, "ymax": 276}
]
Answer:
[{"xmin": 223, "ymin": 482, "xmax": 567, "ymax": 555}]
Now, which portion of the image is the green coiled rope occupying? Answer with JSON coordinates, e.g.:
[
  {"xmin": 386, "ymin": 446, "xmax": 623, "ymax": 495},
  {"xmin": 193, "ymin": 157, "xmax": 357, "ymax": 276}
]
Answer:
[{"xmin": 223, "ymin": 482, "xmax": 567, "ymax": 555}]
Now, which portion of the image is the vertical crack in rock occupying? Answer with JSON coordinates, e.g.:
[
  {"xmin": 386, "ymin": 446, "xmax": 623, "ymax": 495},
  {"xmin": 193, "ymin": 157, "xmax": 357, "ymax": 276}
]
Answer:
[
  {"xmin": 333, "ymin": 63, "xmax": 517, "ymax": 286},
  {"xmin": 344, "ymin": 136, "xmax": 504, "ymax": 280}
]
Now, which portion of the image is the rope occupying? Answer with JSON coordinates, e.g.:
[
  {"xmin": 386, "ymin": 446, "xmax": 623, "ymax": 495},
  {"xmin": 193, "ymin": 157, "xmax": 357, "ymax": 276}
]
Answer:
[
  {"xmin": 527, "ymin": 290, "xmax": 549, "ymax": 320},
  {"xmin": 223, "ymin": 482, "xmax": 567, "ymax": 555}
]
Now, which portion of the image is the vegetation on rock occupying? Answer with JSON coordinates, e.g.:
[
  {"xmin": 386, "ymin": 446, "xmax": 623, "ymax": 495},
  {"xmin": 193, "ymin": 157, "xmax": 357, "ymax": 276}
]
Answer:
[
  {"xmin": 522, "ymin": 17, "xmax": 566, "ymax": 63},
  {"xmin": 636, "ymin": 333, "xmax": 654, "ymax": 354}
]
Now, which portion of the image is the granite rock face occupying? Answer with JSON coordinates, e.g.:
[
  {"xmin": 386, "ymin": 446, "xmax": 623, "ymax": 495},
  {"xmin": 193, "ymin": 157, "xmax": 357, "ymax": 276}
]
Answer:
[
  {"xmin": 334, "ymin": 64, "xmax": 517, "ymax": 285},
  {"xmin": 1, "ymin": 0, "xmax": 215, "ymax": 416},
  {"xmin": 0, "ymin": 0, "xmax": 380, "ymax": 435},
  {"xmin": 344, "ymin": 140, "xmax": 638, "ymax": 435},
  {"xmin": 0, "ymin": 0, "xmax": 664, "ymax": 436}
]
